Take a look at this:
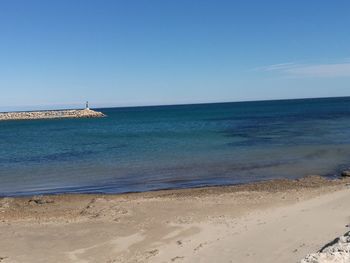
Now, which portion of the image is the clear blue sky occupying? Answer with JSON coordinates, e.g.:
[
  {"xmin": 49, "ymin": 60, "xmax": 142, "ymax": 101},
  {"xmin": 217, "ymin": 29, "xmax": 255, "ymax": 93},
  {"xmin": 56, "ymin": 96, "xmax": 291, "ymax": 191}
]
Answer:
[{"xmin": 1, "ymin": 0, "xmax": 350, "ymax": 110}]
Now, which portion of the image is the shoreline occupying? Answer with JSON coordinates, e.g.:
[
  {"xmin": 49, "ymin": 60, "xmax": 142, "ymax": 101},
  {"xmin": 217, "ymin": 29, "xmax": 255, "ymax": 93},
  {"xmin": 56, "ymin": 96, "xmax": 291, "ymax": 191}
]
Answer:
[
  {"xmin": 1, "ymin": 175, "xmax": 349, "ymax": 217},
  {"xmin": 0, "ymin": 108, "xmax": 105, "ymax": 121},
  {"xmin": 0, "ymin": 172, "xmax": 346, "ymax": 198},
  {"xmin": 1, "ymin": 175, "xmax": 350, "ymax": 262}
]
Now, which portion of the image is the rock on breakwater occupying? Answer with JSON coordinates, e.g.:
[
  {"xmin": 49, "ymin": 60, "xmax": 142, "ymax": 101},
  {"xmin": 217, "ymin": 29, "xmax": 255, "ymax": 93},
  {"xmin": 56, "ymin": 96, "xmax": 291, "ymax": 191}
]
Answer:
[{"xmin": 0, "ymin": 109, "xmax": 106, "ymax": 121}]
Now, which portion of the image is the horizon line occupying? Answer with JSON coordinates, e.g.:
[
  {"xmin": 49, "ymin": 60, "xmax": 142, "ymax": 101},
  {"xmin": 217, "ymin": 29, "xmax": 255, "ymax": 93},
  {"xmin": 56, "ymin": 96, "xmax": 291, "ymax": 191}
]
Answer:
[{"xmin": 1, "ymin": 95, "xmax": 350, "ymax": 113}]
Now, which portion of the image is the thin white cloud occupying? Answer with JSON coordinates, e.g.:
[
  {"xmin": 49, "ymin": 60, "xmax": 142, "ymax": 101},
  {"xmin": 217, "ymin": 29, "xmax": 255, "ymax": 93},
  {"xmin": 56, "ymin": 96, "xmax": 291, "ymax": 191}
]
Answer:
[
  {"xmin": 286, "ymin": 63, "xmax": 350, "ymax": 77},
  {"xmin": 257, "ymin": 62, "xmax": 350, "ymax": 77},
  {"xmin": 255, "ymin": 62, "xmax": 296, "ymax": 72}
]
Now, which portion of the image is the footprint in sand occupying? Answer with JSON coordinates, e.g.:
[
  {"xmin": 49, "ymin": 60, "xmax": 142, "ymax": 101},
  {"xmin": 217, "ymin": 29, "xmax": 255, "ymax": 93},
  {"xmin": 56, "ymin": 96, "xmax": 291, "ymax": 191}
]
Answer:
[
  {"xmin": 171, "ymin": 256, "xmax": 184, "ymax": 261},
  {"xmin": 145, "ymin": 249, "xmax": 159, "ymax": 259},
  {"xmin": 194, "ymin": 242, "xmax": 207, "ymax": 251},
  {"xmin": 80, "ymin": 198, "xmax": 129, "ymax": 220}
]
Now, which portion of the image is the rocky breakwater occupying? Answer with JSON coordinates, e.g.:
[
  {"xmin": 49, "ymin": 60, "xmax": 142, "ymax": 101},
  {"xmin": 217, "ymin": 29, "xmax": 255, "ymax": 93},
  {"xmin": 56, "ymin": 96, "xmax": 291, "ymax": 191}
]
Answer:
[{"xmin": 0, "ymin": 109, "xmax": 106, "ymax": 121}]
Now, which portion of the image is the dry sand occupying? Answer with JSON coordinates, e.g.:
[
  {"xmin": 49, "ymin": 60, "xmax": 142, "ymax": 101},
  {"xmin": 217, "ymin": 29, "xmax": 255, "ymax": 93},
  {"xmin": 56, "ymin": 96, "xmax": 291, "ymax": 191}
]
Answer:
[{"xmin": 1, "ymin": 176, "xmax": 350, "ymax": 263}]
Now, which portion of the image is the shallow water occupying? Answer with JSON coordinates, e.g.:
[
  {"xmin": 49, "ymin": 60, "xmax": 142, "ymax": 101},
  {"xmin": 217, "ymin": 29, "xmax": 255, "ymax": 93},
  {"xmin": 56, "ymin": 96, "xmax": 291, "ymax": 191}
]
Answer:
[{"xmin": 1, "ymin": 97, "xmax": 350, "ymax": 196}]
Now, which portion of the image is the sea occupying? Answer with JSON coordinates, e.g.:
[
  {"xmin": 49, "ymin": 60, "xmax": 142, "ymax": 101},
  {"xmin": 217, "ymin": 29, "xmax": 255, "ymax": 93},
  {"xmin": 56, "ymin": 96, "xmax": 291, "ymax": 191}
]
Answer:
[{"xmin": 1, "ymin": 97, "xmax": 350, "ymax": 196}]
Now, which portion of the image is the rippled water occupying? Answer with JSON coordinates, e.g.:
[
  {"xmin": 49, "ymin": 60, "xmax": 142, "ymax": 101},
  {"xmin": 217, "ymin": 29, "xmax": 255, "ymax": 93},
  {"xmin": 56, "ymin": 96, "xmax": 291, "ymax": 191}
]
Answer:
[{"xmin": 1, "ymin": 97, "xmax": 350, "ymax": 196}]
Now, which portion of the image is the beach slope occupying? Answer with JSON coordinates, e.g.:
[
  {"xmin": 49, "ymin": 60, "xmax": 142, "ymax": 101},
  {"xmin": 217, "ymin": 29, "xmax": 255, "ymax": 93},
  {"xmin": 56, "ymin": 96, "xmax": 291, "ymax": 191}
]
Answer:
[{"xmin": 1, "ymin": 176, "xmax": 350, "ymax": 263}]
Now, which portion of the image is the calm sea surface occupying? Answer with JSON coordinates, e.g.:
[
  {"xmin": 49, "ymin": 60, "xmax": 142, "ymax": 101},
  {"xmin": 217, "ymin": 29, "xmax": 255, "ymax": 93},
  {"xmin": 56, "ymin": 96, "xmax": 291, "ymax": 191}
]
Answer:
[{"xmin": 1, "ymin": 97, "xmax": 350, "ymax": 196}]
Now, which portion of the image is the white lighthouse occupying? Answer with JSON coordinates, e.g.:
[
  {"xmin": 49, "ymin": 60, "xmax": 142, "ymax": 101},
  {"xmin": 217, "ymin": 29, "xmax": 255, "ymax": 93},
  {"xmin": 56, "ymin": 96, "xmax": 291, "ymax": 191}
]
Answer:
[{"xmin": 85, "ymin": 101, "xmax": 90, "ymax": 110}]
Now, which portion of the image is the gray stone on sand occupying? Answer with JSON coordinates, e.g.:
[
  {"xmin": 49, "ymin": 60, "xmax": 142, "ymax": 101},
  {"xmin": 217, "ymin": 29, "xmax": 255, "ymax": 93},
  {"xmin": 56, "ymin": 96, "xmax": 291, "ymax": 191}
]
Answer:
[
  {"xmin": 301, "ymin": 231, "xmax": 350, "ymax": 263},
  {"xmin": 28, "ymin": 196, "xmax": 54, "ymax": 205},
  {"xmin": 341, "ymin": 170, "xmax": 350, "ymax": 177}
]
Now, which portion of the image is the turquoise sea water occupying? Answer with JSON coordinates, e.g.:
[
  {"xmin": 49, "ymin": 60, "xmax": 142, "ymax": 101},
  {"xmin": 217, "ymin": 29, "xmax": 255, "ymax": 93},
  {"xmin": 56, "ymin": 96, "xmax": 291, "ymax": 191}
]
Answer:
[{"xmin": 1, "ymin": 97, "xmax": 350, "ymax": 196}]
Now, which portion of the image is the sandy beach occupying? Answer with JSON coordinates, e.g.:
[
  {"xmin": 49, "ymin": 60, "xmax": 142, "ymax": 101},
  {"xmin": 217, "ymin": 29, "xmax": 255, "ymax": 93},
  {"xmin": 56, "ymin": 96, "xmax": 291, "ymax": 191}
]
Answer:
[
  {"xmin": 2, "ymin": 0, "xmax": 349, "ymax": 262},
  {"xmin": 0, "ymin": 176, "xmax": 349, "ymax": 262}
]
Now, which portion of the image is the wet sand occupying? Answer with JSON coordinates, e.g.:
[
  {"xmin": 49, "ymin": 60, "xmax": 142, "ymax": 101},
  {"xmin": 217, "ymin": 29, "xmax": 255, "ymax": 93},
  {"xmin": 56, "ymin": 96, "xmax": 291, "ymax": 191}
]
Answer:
[{"xmin": 1, "ymin": 176, "xmax": 350, "ymax": 262}]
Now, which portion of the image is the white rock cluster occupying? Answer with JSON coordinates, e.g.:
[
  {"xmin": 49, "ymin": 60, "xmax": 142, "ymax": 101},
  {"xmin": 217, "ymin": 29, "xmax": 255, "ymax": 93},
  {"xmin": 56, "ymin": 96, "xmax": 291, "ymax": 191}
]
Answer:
[
  {"xmin": 0, "ymin": 109, "xmax": 105, "ymax": 121},
  {"xmin": 301, "ymin": 231, "xmax": 350, "ymax": 263}
]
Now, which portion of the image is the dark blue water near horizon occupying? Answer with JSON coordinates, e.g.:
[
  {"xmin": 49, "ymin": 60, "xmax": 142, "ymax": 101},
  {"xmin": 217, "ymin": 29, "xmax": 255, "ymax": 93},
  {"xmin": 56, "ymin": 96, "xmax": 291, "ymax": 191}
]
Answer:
[{"xmin": 1, "ymin": 97, "xmax": 350, "ymax": 196}]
